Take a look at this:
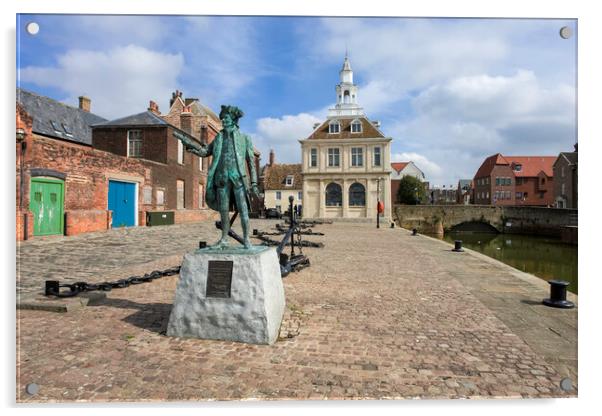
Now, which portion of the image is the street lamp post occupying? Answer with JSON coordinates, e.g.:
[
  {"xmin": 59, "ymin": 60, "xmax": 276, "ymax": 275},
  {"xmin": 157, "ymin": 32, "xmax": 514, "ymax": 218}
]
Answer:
[{"xmin": 376, "ymin": 178, "xmax": 380, "ymax": 228}]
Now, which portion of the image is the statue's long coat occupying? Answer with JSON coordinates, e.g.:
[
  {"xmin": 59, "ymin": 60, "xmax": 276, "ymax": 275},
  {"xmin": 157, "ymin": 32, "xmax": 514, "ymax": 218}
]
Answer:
[{"xmin": 202, "ymin": 129, "xmax": 258, "ymax": 212}]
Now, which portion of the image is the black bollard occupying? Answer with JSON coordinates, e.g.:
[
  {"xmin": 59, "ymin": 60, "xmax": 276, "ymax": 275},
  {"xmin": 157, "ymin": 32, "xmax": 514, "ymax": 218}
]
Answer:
[
  {"xmin": 390, "ymin": 222, "xmax": 395, "ymax": 229},
  {"xmin": 452, "ymin": 240, "xmax": 464, "ymax": 252},
  {"xmin": 253, "ymin": 229, "xmax": 258, "ymax": 236},
  {"xmin": 412, "ymin": 228, "xmax": 418, "ymax": 236},
  {"xmin": 45, "ymin": 280, "xmax": 59, "ymax": 296},
  {"xmin": 199, "ymin": 241, "xmax": 207, "ymax": 249},
  {"xmin": 542, "ymin": 280, "xmax": 575, "ymax": 309}
]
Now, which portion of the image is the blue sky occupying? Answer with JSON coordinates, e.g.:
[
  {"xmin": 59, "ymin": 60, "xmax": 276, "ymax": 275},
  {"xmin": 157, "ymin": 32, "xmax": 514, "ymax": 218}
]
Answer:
[{"xmin": 17, "ymin": 14, "xmax": 576, "ymax": 185}]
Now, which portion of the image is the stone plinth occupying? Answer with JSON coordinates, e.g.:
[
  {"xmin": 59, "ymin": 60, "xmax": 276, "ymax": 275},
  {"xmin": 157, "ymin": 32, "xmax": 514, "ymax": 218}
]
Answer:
[{"xmin": 166, "ymin": 246, "xmax": 285, "ymax": 345}]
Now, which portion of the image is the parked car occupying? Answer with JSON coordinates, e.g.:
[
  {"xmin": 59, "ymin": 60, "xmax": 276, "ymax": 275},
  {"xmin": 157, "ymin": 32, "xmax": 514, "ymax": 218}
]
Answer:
[{"xmin": 265, "ymin": 208, "xmax": 282, "ymax": 219}]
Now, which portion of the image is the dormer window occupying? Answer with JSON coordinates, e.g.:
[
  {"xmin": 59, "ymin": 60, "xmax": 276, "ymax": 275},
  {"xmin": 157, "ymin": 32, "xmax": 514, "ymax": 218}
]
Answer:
[
  {"xmin": 328, "ymin": 121, "xmax": 340, "ymax": 134},
  {"xmin": 514, "ymin": 164, "xmax": 522, "ymax": 172},
  {"xmin": 61, "ymin": 123, "xmax": 73, "ymax": 137},
  {"xmin": 351, "ymin": 119, "xmax": 362, "ymax": 133},
  {"xmin": 285, "ymin": 175, "xmax": 294, "ymax": 187},
  {"xmin": 50, "ymin": 121, "xmax": 63, "ymax": 136}
]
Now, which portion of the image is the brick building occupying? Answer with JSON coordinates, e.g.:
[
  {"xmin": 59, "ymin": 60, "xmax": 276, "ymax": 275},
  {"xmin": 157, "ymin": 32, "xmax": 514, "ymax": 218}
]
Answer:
[
  {"xmin": 473, "ymin": 153, "xmax": 556, "ymax": 206},
  {"xmin": 16, "ymin": 88, "xmax": 149, "ymax": 240},
  {"xmin": 553, "ymin": 145, "xmax": 578, "ymax": 209},
  {"xmin": 16, "ymin": 88, "xmax": 222, "ymax": 241},
  {"xmin": 261, "ymin": 150, "xmax": 303, "ymax": 213},
  {"xmin": 456, "ymin": 179, "xmax": 473, "ymax": 205},
  {"xmin": 161, "ymin": 90, "xmax": 263, "ymax": 215},
  {"xmin": 91, "ymin": 105, "xmax": 219, "ymax": 224}
]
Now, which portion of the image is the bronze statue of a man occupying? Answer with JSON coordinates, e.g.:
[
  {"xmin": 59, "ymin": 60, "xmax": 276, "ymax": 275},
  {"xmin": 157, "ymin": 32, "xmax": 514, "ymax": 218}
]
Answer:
[{"xmin": 175, "ymin": 105, "xmax": 259, "ymax": 249}]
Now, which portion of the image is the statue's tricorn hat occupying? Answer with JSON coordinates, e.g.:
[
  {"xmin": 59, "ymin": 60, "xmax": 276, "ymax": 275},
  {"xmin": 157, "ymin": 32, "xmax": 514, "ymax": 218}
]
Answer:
[{"xmin": 219, "ymin": 105, "xmax": 244, "ymax": 127}]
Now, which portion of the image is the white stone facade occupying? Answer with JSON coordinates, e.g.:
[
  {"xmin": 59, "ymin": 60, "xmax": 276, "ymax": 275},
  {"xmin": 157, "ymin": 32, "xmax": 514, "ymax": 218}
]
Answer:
[{"xmin": 299, "ymin": 56, "xmax": 392, "ymax": 221}]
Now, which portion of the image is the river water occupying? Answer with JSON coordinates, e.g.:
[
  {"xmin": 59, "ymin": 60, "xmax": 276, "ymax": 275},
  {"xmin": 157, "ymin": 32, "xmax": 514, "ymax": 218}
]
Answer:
[{"xmin": 442, "ymin": 232, "xmax": 578, "ymax": 294}]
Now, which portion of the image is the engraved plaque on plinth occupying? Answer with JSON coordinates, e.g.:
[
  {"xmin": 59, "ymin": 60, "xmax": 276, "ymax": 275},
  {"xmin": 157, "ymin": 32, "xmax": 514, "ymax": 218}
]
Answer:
[{"xmin": 206, "ymin": 260, "xmax": 233, "ymax": 298}]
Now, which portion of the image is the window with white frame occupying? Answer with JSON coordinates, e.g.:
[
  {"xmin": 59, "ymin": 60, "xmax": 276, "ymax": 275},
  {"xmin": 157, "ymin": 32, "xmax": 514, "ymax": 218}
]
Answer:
[
  {"xmin": 328, "ymin": 148, "xmax": 340, "ymax": 167},
  {"xmin": 198, "ymin": 183, "xmax": 205, "ymax": 208},
  {"xmin": 351, "ymin": 147, "xmax": 363, "ymax": 167},
  {"xmin": 373, "ymin": 146, "xmax": 381, "ymax": 166},
  {"xmin": 351, "ymin": 119, "xmax": 362, "ymax": 133},
  {"xmin": 143, "ymin": 186, "xmax": 152, "ymax": 204},
  {"xmin": 127, "ymin": 130, "xmax": 142, "ymax": 157},
  {"xmin": 285, "ymin": 175, "xmax": 294, "ymax": 186},
  {"xmin": 177, "ymin": 180, "xmax": 185, "ymax": 209},
  {"xmin": 310, "ymin": 148, "xmax": 318, "ymax": 167},
  {"xmin": 328, "ymin": 120, "xmax": 340, "ymax": 134},
  {"xmin": 156, "ymin": 189, "xmax": 165, "ymax": 206},
  {"xmin": 177, "ymin": 139, "xmax": 184, "ymax": 164},
  {"xmin": 298, "ymin": 191, "xmax": 302, "ymax": 200},
  {"xmin": 276, "ymin": 191, "xmax": 282, "ymax": 200}
]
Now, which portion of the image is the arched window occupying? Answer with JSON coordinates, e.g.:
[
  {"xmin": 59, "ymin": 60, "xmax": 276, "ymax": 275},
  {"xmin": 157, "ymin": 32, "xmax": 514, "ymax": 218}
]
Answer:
[
  {"xmin": 325, "ymin": 182, "xmax": 342, "ymax": 207},
  {"xmin": 351, "ymin": 119, "xmax": 362, "ymax": 133},
  {"xmin": 328, "ymin": 120, "xmax": 340, "ymax": 134},
  {"xmin": 343, "ymin": 90, "xmax": 351, "ymax": 104},
  {"xmin": 349, "ymin": 182, "xmax": 366, "ymax": 206}
]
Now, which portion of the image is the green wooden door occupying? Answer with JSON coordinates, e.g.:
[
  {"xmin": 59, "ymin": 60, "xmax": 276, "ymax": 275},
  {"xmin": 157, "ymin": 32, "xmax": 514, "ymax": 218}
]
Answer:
[{"xmin": 29, "ymin": 178, "xmax": 64, "ymax": 236}]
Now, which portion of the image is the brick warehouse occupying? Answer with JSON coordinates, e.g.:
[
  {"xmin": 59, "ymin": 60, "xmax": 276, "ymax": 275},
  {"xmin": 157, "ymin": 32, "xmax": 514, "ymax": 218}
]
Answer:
[
  {"xmin": 473, "ymin": 153, "xmax": 556, "ymax": 207},
  {"xmin": 16, "ymin": 88, "xmax": 222, "ymax": 240}
]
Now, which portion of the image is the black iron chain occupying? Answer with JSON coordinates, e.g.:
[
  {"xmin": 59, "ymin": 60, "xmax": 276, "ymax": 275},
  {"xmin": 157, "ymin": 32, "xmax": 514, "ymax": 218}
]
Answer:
[{"xmin": 44, "ymin": 266, "xmax": 181, "ymax": 298}]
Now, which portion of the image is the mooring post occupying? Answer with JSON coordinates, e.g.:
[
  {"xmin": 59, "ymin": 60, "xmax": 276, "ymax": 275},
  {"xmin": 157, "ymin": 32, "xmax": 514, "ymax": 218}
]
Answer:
[
  {"xmin": 452, "ymin": 240, "xmax": 464, "ymax": 252},
  {"xmin": 543, "ymin": 280, "xmax": 575, "ymax": 309}
]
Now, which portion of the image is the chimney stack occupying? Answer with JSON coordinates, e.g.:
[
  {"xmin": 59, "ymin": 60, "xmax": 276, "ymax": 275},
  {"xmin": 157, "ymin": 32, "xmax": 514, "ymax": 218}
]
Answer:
[
  {"xmin": 269, "ymin": 149, "xmax": 275, "ymax": 166},
  {"xmin": 78, "ymin": 96, "xmax": 91, "ymax": 112},
  {"xmin": 200, "ymin": 124, "xmax": 208, "ymax": 145},
  {"xmin": 147, "ymin": 100, "xmax": 160, "ymax": 115},
  {"xmin": 170, "ymin": 89, "xmax": 183, "ymax": 107},
  {"xmin": 180, "ymin": 105, "xmax": 193, "ymax": 134}
]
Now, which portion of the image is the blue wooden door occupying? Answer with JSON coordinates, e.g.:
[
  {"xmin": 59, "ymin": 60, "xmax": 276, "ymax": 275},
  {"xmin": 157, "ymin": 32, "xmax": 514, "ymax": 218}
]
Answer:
[{"xmin": 108, "ymin": 180, "xmax": 136, "ymax": 228}]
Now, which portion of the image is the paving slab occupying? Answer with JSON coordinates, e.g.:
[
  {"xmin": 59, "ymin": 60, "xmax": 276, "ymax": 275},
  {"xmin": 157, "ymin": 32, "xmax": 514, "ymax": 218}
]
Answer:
[{"xmin": 16, "ymin": 221, "xmax": 577, "ymax": 402}]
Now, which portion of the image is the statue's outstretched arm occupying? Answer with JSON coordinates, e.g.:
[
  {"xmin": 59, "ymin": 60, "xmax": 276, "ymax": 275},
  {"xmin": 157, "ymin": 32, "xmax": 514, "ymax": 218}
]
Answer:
[{"xmin": 173, "ymin": 130, "xmax": 213, "ymax": 157}]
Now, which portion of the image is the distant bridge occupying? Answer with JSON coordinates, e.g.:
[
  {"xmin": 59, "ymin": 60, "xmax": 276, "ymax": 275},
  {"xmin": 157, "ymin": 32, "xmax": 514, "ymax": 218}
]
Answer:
[{"xmin": 393, "ymin": 205, "xmax": 577, "ymax": 237}]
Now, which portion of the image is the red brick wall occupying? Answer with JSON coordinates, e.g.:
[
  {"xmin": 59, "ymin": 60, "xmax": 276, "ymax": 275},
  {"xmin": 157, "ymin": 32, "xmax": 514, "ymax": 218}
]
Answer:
[
  {"xmin": 21, "ymin": 134, "xmax": 149, "ymax": 238},
  {"xmin": 16, "ymin": 210, "xmax": 34, "ymax": 241},
  {"xmin": 93, "ymin": 127, "xmax": 169, "ymax": 165},
  {"xmin": 174, "ymin": 209, "xmax": 218, "ymax": 224},
  {"xmin": 17, "ymin": 105, "xmax": 34, "ymax": 240},
  {"xmin": 515, "ymin": 175, "xmax": 554, "ymax": 206},
  {"xmin": 65, "ymin": 210, "xmax": 112, "ymax": 236},
  {"xmin": 26, "ymin": 135, "xmax": 148, "ymax": 211},
  {"xmin": 490, "ymin": 165, "xmax": 516, "ymax": 206}
]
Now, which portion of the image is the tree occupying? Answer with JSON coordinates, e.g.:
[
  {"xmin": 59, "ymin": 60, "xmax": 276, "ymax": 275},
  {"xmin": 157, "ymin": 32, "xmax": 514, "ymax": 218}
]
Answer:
[{"xmin": 396, "ymin": 175, "xmax": 426, "ymax": 205}]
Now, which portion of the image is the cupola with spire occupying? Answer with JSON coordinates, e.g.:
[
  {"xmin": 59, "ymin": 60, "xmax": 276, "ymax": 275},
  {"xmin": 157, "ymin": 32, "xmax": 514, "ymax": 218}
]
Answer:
[{"xmin": 329, "ymin": 52, "xmax": 364, "ymax": 117}]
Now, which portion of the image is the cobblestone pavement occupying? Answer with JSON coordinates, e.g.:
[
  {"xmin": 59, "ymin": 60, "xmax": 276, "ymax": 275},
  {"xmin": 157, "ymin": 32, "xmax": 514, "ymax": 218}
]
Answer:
[{"xmin": 16, "ymin": 221, "xmax": 577, "ymax": 401}]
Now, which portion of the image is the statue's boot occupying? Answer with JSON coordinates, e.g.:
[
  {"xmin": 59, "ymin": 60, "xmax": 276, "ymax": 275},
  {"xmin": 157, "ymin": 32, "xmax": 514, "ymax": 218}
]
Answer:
[
  {"xmin": 214, "ymin": 238, "xmax": 230, "ymax": 249},
  {"xmin": 243, "ymin": 237, "xmax": 252, "ymax": 249}
]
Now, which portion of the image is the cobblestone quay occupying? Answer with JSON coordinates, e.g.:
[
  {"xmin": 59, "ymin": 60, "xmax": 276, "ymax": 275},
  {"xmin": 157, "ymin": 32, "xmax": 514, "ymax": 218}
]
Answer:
[{"xmin": 16, "ymin": 221, "xmax": 577, "ymax": 401}]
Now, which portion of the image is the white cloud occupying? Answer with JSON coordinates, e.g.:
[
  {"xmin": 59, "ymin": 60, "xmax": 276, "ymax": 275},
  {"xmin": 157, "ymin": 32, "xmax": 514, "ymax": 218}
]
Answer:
[
  {"xmin": 390, "ymin": 70, "xmax": 575, "ymax": 184},
  {"xmin": 20, "ymin": 45, "xmax": 184, "ymax": 119},
  {"xmin": 253, "ymin": 113, "xmax": 323, "ymax": 164},
  {"xmin": 413, "ymin": 70, "xmax": 575, "ymax": 126},
  {"xmin": 300, "ymin": 18, "xmax": 511, "ymax": 114}
]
